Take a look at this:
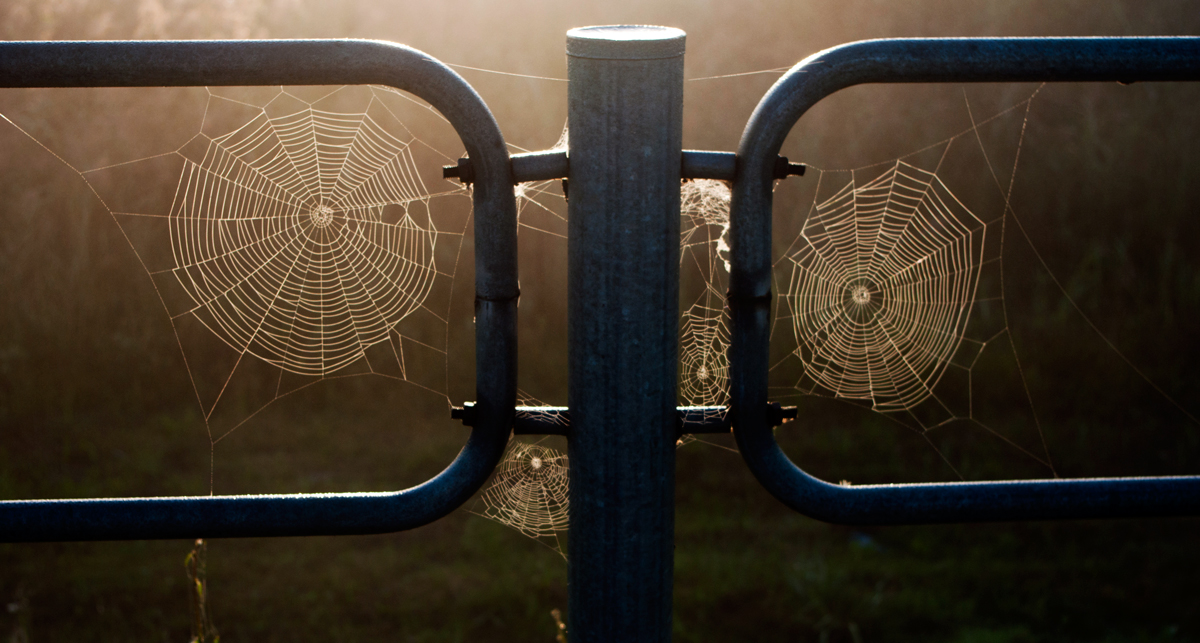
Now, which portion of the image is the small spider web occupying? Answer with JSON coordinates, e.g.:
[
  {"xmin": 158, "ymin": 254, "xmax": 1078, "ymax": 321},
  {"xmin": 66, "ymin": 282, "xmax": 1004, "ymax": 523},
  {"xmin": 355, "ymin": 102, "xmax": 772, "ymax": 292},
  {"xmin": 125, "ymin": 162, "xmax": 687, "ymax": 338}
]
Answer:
[
  {"xmin": 679, "ymin": 300, "xmax": 731, "ymax": 410},
  {"xmin": 678, "ymin": 179, "xmax": 736, "ymax": 450},
  {"xmin": 478, "ymin": 442, "xmax": 569, "ymax": 538},
  {"xmin": 470, "ymin": 392, "xmax": 569, "ymax": 556},
  {"xmin": 679, "ymin": 179, "xmax": 733, "ymax": 414},
  {"xmin": 473, "ymin": 416, "xmax": 570, "ymax": 558}
]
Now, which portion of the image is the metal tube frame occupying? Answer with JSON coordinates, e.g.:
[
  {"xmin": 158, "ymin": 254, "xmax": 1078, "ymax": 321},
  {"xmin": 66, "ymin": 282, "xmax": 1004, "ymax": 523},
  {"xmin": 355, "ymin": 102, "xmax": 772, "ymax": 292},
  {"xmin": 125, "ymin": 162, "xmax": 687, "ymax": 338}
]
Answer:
[
  {"xmin": 730, "ymin": 37, "xmax": 1200, "ymax": 524},
  {"xmin": 0, "ymin": 40, "xmax": 518, "ymax": 541}
]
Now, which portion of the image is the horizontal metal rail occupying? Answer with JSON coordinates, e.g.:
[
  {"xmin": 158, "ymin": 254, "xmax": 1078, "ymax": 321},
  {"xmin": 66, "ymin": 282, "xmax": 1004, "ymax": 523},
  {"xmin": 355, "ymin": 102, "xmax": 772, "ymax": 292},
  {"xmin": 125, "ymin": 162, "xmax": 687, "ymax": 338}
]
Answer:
[
  {"xmin": 442, "ymin": 149, "xmax": 805, "ymax": 184},
  {"xmin": 0, "ymin": 39, "xmax": 517, "ymax": 541},
  {"xmin": 451, "ymin": 403, "xmax": 797, "ymax": 436},
  {"xmin": 729, "ymin": 37, "xmax": 1200, "ymax": 524}
]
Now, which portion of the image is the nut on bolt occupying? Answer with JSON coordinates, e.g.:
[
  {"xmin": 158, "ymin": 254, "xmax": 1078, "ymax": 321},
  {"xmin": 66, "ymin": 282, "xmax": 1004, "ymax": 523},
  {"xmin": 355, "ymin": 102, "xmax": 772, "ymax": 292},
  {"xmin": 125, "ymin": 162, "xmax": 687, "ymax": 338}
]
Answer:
[
  {"xmin": 450, "ymin": 401, "xmax": 477, "ymax": 426},
  {"xmin": 442, "ymin": 157, "xmax": 474, "ymax": 185},
  {"xmin": 767, "ymin": 402, "xmax": 798, "ymax": 426},
  {"xmin": 773, "ymin": 156, "xmax": 806, "ymax": 180}
]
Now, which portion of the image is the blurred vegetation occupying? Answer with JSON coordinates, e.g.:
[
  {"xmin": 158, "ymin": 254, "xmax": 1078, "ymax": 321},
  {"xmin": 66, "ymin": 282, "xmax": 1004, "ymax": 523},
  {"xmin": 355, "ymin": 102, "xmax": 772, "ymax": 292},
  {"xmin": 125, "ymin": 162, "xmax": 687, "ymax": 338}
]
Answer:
[{"xmin": 1, "ymin": 0, "xmax": 1199, "ymax": 641}]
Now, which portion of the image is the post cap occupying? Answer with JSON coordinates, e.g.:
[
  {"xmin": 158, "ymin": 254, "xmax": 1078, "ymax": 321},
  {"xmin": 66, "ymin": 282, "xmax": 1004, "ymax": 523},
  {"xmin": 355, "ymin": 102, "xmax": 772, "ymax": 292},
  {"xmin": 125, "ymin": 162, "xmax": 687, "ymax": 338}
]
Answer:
[{"xmin": 566, "ymin": 25, "xmax": 686, "ymax": 60}]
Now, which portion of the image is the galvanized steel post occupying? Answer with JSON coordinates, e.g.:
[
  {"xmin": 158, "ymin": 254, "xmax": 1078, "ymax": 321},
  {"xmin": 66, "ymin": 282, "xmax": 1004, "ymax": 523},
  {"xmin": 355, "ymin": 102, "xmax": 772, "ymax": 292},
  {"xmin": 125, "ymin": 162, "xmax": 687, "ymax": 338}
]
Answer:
[{"xmin": 566, "ymin": 26, "xmax": 686, "ymax": 641}]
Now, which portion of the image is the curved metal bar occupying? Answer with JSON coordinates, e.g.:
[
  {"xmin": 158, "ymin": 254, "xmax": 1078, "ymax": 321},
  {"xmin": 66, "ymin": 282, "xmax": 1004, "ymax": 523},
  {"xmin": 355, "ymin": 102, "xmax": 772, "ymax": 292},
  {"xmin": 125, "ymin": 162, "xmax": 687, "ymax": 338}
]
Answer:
[
  {"xmin": 0, "ymin": 39, "xmax": 516, "ymax": 541},
  {"xmin": 730, "ymin": 37, "xmax": 1200, "ymax": 524}
]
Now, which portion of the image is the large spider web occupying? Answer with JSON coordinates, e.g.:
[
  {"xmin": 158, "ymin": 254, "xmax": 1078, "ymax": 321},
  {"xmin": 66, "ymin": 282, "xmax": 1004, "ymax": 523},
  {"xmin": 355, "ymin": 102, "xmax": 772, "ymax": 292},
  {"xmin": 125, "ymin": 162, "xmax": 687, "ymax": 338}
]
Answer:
[
  {"xmin": 169, "ymin": 100, "xmax": 442, "ymax": 377},
  {"xmin": 769, "ymin": 88, "xmax": 1199, "ymax": 481},
  {"xmin": 770, "ymin": 90, "xmax": 1056, "ymax": 479},
  {"xmin": 1, "ymin": 85, "xmax": 475, "ymax": 490},
  {"xmin": 783, "ymin": 160, "xmax": 985, "ymax": 413}
]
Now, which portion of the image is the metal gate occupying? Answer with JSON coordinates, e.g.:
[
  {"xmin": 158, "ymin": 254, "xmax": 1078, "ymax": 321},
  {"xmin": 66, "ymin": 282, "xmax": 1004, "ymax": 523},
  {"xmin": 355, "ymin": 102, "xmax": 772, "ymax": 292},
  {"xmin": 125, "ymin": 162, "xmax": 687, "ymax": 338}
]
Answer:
[{"xmin": 1, "ymin": 29, "xmax": 1198, "ymax": 643}]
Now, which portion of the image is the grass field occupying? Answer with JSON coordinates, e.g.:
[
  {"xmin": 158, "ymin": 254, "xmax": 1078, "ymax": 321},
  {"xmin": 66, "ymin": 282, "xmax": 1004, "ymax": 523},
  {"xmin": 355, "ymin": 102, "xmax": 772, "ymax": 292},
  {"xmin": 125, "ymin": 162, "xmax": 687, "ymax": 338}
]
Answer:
[{"xmin": 2, "ymin": 408, "xmax": 1198, "ymax": 641}]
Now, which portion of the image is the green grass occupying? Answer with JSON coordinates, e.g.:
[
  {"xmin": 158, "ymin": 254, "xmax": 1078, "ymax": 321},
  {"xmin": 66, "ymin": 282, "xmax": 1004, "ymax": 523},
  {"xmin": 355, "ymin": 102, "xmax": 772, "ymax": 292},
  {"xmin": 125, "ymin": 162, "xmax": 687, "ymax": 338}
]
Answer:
[
  {"xmin": 2, "ymin": 408, "xmax": 1197, "ymax": 641},
  {"xmin": 673, "ymin": 434, "xmax": 1200, "ymax": 642}
]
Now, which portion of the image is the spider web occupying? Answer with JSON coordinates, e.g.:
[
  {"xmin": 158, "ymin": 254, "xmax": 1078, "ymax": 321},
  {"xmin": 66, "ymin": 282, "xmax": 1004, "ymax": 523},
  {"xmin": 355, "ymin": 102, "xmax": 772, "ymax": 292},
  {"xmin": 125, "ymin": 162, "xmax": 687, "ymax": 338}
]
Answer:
[
  {"xmin": 678, "ymin": 179, "xmax": 736, "ymax": 448},
  {"xmin": 476, "ymin": 438, "xmax": 570, "ymax": 557},
  {"xmin": 470, "ymin": 391, "xmax": 570, "ymax": 556},
  {"xmin": 770, "ymin": 91, "xmax": 1053, "ymax": 479},
  {"xmin": 783, "ymin": 160, "xmax": 985, "ymax": 413},
  {"xmin": 679, "ymin": 301, "xmax": 731, "ymax": 410},
  {"xmin": 679, "ymin": 178, "xmax": 733, "ymax": 410},
  {"xmin": 166, "ymin": 97, "xmax": 443, "ymax": 377},
  {"xmin": 1, "ymin": 84, "xmax": 474, "ymax": 491},
  {"xmin": 769, "ymin": 86, "xmax": 1199, "ymax": 480}
]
